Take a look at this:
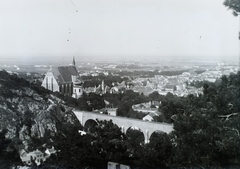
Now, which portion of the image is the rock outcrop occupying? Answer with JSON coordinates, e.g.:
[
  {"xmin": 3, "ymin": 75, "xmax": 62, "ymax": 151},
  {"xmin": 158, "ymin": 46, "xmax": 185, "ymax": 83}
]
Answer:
[{"xmin": 0, "ymin": 70, "xmax": 80, "ymax": 150}]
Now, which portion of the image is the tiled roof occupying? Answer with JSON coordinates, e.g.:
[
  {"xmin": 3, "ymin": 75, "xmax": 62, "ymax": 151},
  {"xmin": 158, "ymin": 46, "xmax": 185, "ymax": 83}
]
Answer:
[
  {"xmin": 51, "ymin": 66, "xmax": 79, "ymax": 83},
  {"xmin": 29, "ymin": 150, "xmax": 43, "ymax": 155}
]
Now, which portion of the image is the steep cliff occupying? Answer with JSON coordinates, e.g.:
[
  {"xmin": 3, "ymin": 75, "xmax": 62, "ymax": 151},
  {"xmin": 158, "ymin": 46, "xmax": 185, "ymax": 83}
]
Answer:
[{"xmin": 0, "ymin": 70, "xmax": 81, "ymax": 150}]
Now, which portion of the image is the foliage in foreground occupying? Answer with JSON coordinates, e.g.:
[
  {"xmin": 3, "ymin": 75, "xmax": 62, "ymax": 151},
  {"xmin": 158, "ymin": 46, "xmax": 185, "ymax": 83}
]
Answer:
[
  {"xmin": 1, "ymin": 70, "xmax": 240, "ymax": 168},
  {"xmin": 46, "ymin": 72, "xmax": 240, "ymax": 169}
]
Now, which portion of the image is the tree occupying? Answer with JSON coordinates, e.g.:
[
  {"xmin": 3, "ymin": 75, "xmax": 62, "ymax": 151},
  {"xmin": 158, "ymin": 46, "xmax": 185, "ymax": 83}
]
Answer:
[
  {"xmin": 149, "ymin": 91, "xmax": 164, "ymax": 101},
  {"xmin": 51, "ymin": 120, "xmax": 128, "ymax": 168},
  {"xmin": 86, "ymin": 93, "xmax": 105, "ymax": 110},
  {"xmin": 145, "ymin": 132, "xmax": 172, "ymax": 167},
  {"xmin": 224, "ymin": 0, "xmax": 240, "ymax": 40},
  {"xmin": 0, "ymin": 129, "xmax": 21, "ymax": 167},
  {"xmin": 224, "ymin": 0, "xmax": 240, "ymax": 16}
]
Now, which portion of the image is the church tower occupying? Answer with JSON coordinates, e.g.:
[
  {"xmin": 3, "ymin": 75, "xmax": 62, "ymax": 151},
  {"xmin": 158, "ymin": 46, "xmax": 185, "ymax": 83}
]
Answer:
[{"xmin": 72, "ymin": 56, "xmax": 76, "ymax": 67}]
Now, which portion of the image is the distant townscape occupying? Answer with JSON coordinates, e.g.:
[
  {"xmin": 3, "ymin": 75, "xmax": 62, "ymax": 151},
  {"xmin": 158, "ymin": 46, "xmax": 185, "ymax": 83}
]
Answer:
[{"xmin": 39, "ymin": 58, "xmax": 239, "ymax": 98}]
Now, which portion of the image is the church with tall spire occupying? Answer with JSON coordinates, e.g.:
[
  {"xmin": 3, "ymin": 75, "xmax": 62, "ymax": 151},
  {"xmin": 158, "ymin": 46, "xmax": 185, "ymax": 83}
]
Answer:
[
  {"xmin": 72, "ymin": 56, "xmax": 76, "ymax": 67},
  {"xmin": 41, "ymin": 57, "xmax": 83, "ymax": 98}
]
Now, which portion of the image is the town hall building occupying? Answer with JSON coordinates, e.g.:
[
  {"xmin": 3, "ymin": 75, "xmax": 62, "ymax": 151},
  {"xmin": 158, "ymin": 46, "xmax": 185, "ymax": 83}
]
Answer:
[{"xmin": 41, "ymin": 58, "xmax": 83, "ymax": 98}]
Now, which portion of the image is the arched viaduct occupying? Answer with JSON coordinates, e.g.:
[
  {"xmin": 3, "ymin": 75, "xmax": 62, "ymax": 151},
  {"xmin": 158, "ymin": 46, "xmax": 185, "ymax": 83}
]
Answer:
[{"xmin": 73, "ymin": 110, "xmax": 173, "ymax": 143}]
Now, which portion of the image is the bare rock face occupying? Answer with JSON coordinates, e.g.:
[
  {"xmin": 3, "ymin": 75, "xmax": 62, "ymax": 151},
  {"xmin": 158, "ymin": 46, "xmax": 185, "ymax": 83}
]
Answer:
[{"xmin": 0, "ymin": 70, "xmax": 81, "ymax": 150}]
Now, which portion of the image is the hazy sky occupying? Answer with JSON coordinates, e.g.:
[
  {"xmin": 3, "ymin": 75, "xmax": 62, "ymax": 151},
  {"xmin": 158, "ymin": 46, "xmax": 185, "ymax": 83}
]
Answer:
[{"xmin": 0, "ymin": 0, "xmax": 239, "ymax": 64}]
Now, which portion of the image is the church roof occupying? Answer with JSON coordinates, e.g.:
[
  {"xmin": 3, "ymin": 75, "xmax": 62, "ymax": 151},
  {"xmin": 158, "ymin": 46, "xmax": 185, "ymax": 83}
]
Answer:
[{"xmin": 51, "ymin": 66, "xmax": 79, "ymax": 83}]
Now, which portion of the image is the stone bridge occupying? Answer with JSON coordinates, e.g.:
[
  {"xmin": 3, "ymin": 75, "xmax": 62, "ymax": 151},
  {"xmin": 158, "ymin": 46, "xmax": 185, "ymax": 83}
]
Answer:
[{"xmin": 73, "ymin": 110, "xmax": 173, "ymax": 143}]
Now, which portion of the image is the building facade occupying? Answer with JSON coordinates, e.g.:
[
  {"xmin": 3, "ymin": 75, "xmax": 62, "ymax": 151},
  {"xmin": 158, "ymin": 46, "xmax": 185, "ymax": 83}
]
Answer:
[{"xmin": 41, "ymin": 58, "xmax": 83, "ymax": 98}]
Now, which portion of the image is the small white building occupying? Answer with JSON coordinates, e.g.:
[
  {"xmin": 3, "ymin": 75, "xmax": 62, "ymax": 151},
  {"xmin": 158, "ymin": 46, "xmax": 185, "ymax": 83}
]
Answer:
[
  {"xmin": 45, "ymin": 147, "xmax": 56, "ymax": 158},
  {"xmin": 72, "ymin": 76, "xmax": 84, "ymax": 99},
  {"xmin": 20, "ymin": 149, "xmax": 45, "ymax": 166},
  {"xmin": 20, "ymin": 147, "xmax": 56, "ymax": 166},
  {"xmin": 108, "ymin": 162, "xmax": 130, "ymax": 169},
  {"xmin": 104, "ymin": 108, "xmax": 117, "ymax": 116},
  {"xmin": 142, "ymin": 114, "xmax": 154, "ymax": 121}
]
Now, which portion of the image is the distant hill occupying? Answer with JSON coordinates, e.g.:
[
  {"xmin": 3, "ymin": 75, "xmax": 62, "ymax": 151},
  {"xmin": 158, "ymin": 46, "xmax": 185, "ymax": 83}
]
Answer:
[{"xmin": 115, "ymin": 64, "xmax": 141, "ymax": 69}]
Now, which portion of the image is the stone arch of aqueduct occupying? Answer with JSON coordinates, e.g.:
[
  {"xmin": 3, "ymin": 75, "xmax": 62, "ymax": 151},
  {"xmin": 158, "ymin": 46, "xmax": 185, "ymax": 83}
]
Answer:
[{"xmin": 73, "ymin": 110, "xmax": 173, "ymax": 143}]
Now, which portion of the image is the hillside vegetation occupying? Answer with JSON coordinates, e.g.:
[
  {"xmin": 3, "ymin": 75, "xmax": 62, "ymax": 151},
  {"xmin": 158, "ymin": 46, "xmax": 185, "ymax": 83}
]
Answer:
[
  {"xmin": 0, "ymin": 70, "xmax": 82, "ymax": 167},
  {"xmin": 0, "ymin": 70, "xmax": 239, "ymax": 168},
  {"xmin": 43, "ymin": 72, "xmax": 240, "ymax": 169}
]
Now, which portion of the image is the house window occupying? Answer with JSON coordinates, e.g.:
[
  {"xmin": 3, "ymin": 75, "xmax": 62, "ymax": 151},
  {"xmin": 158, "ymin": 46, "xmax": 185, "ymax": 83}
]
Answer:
[{"xmin": 66, "ymin": 84, "xmax": 68, "ymax": 94}]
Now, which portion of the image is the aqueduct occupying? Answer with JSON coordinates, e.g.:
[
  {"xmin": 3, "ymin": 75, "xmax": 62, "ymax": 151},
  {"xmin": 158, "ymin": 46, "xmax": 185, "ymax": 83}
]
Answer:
[{"xmin": 73, "ymin": 110, "xmax": 173, "ymax": 143}]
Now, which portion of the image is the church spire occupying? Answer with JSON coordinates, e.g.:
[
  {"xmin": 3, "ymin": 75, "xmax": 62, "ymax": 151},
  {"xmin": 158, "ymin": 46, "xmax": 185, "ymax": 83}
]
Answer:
[{"xmin": 72, "ymin": 56, "xmax": 76, "ymax": 67}]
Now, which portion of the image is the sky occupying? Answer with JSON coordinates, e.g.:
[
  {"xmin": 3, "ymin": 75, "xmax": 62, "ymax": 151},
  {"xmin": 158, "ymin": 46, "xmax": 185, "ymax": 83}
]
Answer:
[{"xmin": 0, "ymin": 0, "xmax": 239, "ymax": 64}]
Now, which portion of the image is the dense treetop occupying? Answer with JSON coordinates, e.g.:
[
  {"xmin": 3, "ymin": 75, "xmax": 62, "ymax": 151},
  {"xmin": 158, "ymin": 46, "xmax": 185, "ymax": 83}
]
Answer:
[{"xmin": 224, "ymin": 0, "xmax": 240, "ymax": 16}]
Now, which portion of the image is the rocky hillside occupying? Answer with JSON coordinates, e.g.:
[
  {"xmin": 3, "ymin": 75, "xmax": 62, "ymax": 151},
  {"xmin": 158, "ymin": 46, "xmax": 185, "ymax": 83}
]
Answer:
[{"xmin": 0, "ymin": 70, "xmax": 81, "ymax": 151}]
